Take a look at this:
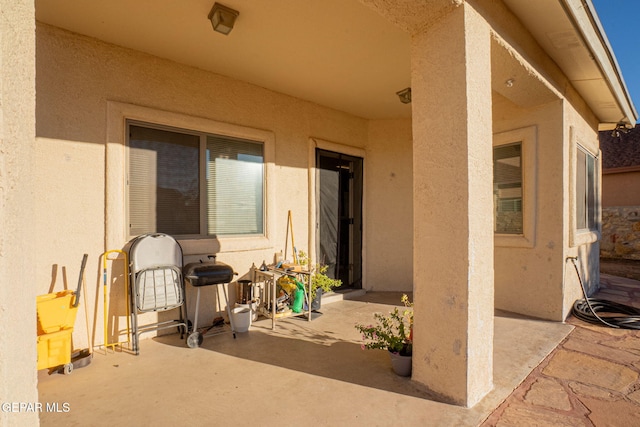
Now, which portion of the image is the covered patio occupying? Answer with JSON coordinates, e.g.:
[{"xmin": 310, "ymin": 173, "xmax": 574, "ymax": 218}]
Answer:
[
  {"xmin": 2, "ymin": 1, "xmax": 637, "ymax": 423},
  {"xmin": 38, "ymin": 294, "xmax": 572, "ymax": 426}
]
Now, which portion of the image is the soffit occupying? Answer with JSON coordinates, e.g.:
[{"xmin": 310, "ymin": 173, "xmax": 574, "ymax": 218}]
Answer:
[
  {"xmin": 502, "ymin": 0, "xmax": 637, "ymax": 125},
  {"xmin": 491, "ymin": 37, "xmax": 559, "ymax": 109}
]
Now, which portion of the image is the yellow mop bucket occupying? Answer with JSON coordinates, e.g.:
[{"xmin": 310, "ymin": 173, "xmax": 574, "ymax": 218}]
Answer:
[
  {"xmin": 37, "ymin": 329, "xmax": 74, "ymax": 372},
  {"xmin": 37, "ymin": 254, "xmax": 87, "ymax": 374},
  {"xmin": 36, "ymin": 290, "xmax": 79, "ymax": 335}
]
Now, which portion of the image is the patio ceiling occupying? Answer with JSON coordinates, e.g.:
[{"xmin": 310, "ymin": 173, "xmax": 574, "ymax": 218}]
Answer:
[
  {"xmin": 35, "ymin": 0, "xmax": 412, "ymax": 120},
  {"xmin": 35, "ymin": 0, "xmax": 635, "ymax": 124}
]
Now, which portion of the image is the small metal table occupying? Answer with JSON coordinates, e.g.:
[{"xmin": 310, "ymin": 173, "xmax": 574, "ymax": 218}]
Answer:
[{"xmin": 252, "ymin": 267, "xmax": 312, "ymax": 330}]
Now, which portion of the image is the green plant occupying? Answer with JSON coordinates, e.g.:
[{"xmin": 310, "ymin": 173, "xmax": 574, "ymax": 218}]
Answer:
[
  {"xmin": 355, "ymin": 294, "xmax": 413, "ymax": 356},
  {"xmin": 297, "ymin": 251, "xmax": 342, "ymax": 300}
]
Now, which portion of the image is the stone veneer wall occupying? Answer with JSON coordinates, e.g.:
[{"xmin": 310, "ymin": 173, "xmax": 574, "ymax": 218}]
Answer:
[{"xmin": 601, "ymin": 207, "xmax": 640, "ymax": 260}]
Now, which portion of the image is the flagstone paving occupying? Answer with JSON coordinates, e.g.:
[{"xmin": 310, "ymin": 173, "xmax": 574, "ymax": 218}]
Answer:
[{"xmin": 483, "ymin": 273, "xmax": 640, "ymax": 426}]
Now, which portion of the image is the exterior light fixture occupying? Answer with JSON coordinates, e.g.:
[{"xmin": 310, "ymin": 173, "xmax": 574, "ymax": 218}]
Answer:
[
  {"xmin": 396, "ymin": 87, "xmax": 412, "ymax": 104},
  {"xmin": 611, "ymin": 122, "xmax": 632, "ymax": 138},
  {"xmin": 208, "ymin": 3, "xmax": 239, "ymax": 35}
]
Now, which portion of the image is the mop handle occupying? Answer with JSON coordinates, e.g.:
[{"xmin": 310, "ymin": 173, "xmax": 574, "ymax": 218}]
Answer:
[{"xmin": 73, "ymin": 254, "xmax": 88, "ymax": 308}]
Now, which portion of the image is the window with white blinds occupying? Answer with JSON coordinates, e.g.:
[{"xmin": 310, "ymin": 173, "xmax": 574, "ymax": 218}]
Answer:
[
  {"xmin": 206, "ymin": 135, "xmax": 263, "ymax": 235},
  {"xmin": 128, "ymin": 122, "xmax": 264, "ymax": 237}
]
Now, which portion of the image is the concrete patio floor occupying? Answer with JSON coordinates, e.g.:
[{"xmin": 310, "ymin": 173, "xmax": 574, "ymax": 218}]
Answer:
[{"xmin": 38, "ymin": 292, "xmax": 573, "ymax": 426}]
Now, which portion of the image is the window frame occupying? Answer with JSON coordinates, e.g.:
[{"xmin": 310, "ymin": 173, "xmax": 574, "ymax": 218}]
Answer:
[
  {"xmin": 493, "ymin": 141, "xmax": 524, "ymax": 235},
  {"xmin": 492, "ymin": 126, "xmax": 537, "ymax": 248},
  {"xmin": 570, "ymin": 127, "xmax": 600, "ymax": 248},
  {"xmin": 126, "ymin": 120, "xmax": 265, "ymax": 239},
  {"xmin": 106, "ymin": 101, "xmax": 275, "ymax": 254}
]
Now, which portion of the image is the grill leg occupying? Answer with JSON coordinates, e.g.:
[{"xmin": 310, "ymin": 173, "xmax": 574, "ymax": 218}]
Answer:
[
  {"xmin": 193, "ymin": 287, "xmax": 201, "ymax": 333},
  {"xmin": 185, "ymin": 287, "xmax": 203, "ymax": 348}
]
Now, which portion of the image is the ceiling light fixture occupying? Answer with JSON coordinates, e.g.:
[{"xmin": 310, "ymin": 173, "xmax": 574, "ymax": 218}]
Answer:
[
  {"xmin": 396, "ymin": 87, "xmax": 412, "ymax": 104},
  {"xmin": 208, "ymin": 3, "xmax": 239, "ymax": 35}
]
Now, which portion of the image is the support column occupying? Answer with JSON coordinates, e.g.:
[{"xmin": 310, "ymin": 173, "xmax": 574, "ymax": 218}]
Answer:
[
  {"xmin": 411, "ymin": 3, "xmax": 494, "ymax": 407},
  {"xmin": 0, "ymin": 1, "xmax": 38, "ymax": 425}
]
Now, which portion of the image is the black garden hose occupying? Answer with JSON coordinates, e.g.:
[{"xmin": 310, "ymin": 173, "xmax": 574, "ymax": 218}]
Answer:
[
  {"xmin": 570, "ymin": 257, "xmax": 640, "ymax": 330},
  {"xmin": 572, "ymin": 298, "xmax": 640, "ymax": 330}
]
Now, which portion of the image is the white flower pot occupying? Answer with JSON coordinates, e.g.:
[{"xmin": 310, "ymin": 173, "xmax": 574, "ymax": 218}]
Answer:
[{"xmin": 388, "ymin": 350, "xmax": 412, "ymax": 377}]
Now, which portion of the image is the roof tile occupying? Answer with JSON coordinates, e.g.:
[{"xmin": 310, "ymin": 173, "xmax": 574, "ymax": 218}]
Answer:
[{"xmin": 599, "ymin": 125, "xmax": 640, "ymax": 169}]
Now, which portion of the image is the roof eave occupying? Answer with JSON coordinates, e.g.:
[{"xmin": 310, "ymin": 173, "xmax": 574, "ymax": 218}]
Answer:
[{"xmin": 562, "ymin": 0, "xmax": 638, "ymax": 125}]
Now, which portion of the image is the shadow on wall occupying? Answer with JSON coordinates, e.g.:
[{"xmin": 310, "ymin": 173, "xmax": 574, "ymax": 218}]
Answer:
[
  {"xmin": 48, "ymin": 264, "xmax": 61, "ymax": 293},
  {"xmin": 47, "ymin": 261, "xmax": 83, "ymax": 294}
]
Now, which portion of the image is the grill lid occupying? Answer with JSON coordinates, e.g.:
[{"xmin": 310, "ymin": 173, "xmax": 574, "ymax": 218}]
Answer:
[{"xmin": 183, "ymin": 261, "xmax": 235, "ymax": 287}]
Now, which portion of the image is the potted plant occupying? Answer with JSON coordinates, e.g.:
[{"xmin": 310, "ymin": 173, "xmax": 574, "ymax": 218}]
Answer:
[
  {"xmin": 297, "ymin": 251, "xmax": 342, "ymax": 310},
  {"xmin": 355, "ymin": 294, "xmax": 413, "ymax": 376}
]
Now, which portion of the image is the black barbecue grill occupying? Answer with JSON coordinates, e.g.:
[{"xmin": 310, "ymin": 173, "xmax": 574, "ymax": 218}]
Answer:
[{"xmin": 183, "ymin": 257, "xmax": 236, "ymax": 348}]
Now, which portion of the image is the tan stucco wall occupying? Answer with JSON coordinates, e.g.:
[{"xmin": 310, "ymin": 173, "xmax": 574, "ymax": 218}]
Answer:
[
  {"xmin": 603, "ymin": 171, "xmax": 640, "ymax": 207},
  {"xmin": 563, "ymin": 103, "xmax": 601, "ymax": 315},
  {"xmin": 479, "ymin": 0, "xmax": 601, "ymax": 322},
  {"xmin": 35, "ymin": 23, "xmax": 415, "ymax": 347},
  {"xmin": 493, "ymin": 95, "xmax": 567, "ymax": 320},
  {"xmin": 366, "ymin": 119, "xmax": 413, "ymax": 291},
  {"xmin": 492, "ymin": 95, "xmax": 600, "ymax": 321},
  {"xmin": 0, "ymin": 1, "xmax": 38, "ymax": 426}
]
